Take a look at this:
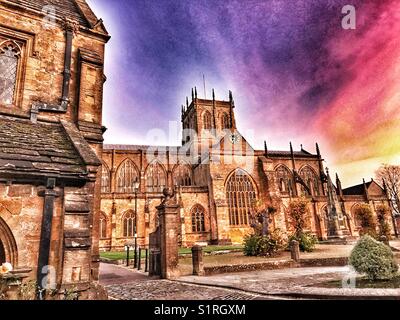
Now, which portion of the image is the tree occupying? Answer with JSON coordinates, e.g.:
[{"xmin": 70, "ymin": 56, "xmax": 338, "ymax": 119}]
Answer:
[
  {"xmin": 249, "ymin": 200, "xmax": 277, "ymax": 237},
  {"xmin": 376, "ymin": 204, "xmax": 392, "ymax": 240},
  {"xmin": 354, "ymin": 204, "xmax": 377, "ymax": 239},
  {"xmin": 288, "ymin": 198, "xmax": 310, "ymax": 237},
  {"xmin": 375, "ymin": 164, "xmax": 400, "ymax": 216}
]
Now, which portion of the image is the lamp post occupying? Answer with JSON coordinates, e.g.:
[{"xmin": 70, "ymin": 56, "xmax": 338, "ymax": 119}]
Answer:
[{"xmin": 133, "ymin": 178, "xmax": 140, "ymax": 268}]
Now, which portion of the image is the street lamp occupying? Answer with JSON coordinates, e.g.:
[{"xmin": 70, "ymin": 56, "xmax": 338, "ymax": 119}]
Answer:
[{"xmin": 133, "ymin": 178, "xmax": 140, "ymax": 268}]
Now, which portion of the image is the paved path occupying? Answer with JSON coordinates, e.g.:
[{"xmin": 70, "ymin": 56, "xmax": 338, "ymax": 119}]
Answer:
[{"xmin": 99, "ymin": 263, "xmax": 286, "ymax": 300}]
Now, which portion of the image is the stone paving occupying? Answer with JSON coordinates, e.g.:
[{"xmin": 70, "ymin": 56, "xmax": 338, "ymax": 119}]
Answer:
[
  {"xmin": 100, "ymin": 263, "xmax": 285, "ymax": 300},
  {"xmin": 178, "ymin": 266, "xmax": 400, "ymax": 299}
]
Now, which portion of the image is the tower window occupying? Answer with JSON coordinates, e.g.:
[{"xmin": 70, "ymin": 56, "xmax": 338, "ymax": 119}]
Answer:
[
  {"xmin": 221, "ymin": 113, "xmax": 230, "ymax": 129},
  {"xmin": 203, "ymin": 111, "xmax": 212, "ymax": 130},
  {"xmin": 0, "ymin": 40, "xmax": 21, "ymax": 106}
]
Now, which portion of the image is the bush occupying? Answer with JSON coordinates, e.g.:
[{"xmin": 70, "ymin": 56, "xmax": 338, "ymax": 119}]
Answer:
[
  {"xmin": 349, "ymin": 235, "xmax": 398, "ymax": 280},
  {"xmin": 243, "ymin": 229, "xmax": 286, "ymax": 257},
  {"xmin": 355, "ymin": 204, "xmax": 377, "ymax": 238},
  {"xmin": 289, "ymin": 232, "xmax": 318, "ymax": 252}
]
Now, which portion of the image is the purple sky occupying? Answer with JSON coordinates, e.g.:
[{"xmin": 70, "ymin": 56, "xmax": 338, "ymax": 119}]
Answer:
[{"xmin": 87, "ymin": 0, "xmax": 400, "ymax": 186}]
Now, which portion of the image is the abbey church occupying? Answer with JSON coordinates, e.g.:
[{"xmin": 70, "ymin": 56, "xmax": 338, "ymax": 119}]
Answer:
[
  {"xmin": 99, "ymin": 89, "xmax": 393, "ymax": 250},
  {"xmin": 0, "ymin": 0, "xmax": 395, "ymax": 299}
]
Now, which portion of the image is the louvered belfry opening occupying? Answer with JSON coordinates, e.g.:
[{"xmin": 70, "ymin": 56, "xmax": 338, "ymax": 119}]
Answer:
[{"xmin": 226, "ymin": 169, "xmax": 257, "ymax": 226}]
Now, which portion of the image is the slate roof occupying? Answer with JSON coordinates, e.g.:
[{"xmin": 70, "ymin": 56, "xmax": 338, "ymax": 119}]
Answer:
[
  {"xmin": 267, "ymin": 150, "xmax": 317, "ymax": 158},
  {"xmin": 4, "ymin": 0, "xmax": 91, "ymax": 27},
  {"xmin": 342, "ymin": 181, "xmax": 372, "ymax": 196},
  {"xmin": 0, "ymin": 116, "xmax": 88, "ymax": 178}
]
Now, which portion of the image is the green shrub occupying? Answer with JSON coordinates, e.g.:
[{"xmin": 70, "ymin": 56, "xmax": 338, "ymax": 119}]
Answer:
[
  {"xmin": 243, "ymin": 229, "xmax": 286, "ymax": 257},
  {"xmin": 349, "ymin": 235, "xmax": 398, "ymax": 280},
  {"xmin": 289, "ymin": 232, "xmax": 318, "ymax": 252}
]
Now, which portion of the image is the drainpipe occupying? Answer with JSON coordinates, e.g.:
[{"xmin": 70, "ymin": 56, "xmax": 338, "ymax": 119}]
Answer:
[{"xmin": 36, "ymin": 178, "xmax": 59, "ymax": 299}]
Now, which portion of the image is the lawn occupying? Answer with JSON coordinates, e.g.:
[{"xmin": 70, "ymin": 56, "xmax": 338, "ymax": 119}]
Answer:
[{"xmin": 100, "ymin": 245, "xmax": 244, "ymax": 261}]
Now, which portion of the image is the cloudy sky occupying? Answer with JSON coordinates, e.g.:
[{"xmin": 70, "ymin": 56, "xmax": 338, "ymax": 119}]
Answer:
[{"xmin": 87, "ymin": 0, "xmax": 400, "ymax": 187}]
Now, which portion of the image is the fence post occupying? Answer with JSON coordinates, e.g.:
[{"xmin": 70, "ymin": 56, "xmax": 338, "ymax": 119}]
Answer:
[
  {"xmin": 145, "ymin": 248, "xmax": 149, "ymax": 272},
  {"xmin": 138, "ymin": 247, "xmax": 142, "ymax": 270},
  {"xmin": 290, "ymin": 240, "xmax": 300, "ymax": 262}
]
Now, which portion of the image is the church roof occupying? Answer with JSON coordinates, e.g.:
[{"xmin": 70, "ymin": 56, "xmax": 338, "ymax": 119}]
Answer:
[
  {"xmin": 342, "ymin": 181, "xmax": 373, "ymax": 195},
  {"xmin": 267, "ymin": 150, "xmax": 317, "ymax": 158},
  {"xmin": 0, "ymin": 116, "xmax": 100, "ymax": 181},
  {"xmin": 4, "ymin": 0, "xmax": 96, "ymax": 28}
]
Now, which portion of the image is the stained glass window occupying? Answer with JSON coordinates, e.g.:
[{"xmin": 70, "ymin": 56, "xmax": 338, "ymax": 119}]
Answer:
[
  {"xmin": 117, "ymin": 160, "xmax": 139, "ymax": 193},
  {"xmin": 226, "ymin": 169, "xmax": 257, "ymax": 226},
  {"xmin": 122, "ymin": 210, "xmax": 135, "ymax": 237},
  {"xmin": 191, "ymin": 205, "xmax": 205, "ymax": 232},
  {"xmin": 146, "ymin": 161, "xmax": 166, "ymax": 192}
]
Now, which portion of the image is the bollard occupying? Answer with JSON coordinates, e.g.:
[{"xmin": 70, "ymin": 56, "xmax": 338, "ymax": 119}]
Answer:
[
  {"xmin": 290, "ymin": 240, "xmax": 300, "ymax": 262},
  {"xmin": 191, "ymin": 245, "xmax": 205, "ymax": 276},
  {"xmin": 145, "ymin": 249, "xmax": 149, "ymax": 272},
  {"xmin": 138, "ymin": 247, "xmax": 142, "ymax": 270}
]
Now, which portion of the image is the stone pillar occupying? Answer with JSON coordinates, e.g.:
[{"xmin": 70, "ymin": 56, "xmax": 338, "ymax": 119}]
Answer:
[
  {"xmin": 290, "ymin": 240, "xmax": 300, "ymax": 262},
  {"xmin": 156, "ymin": 189, "xmax": 180, "ymax": 279},
  {"xmin": 191, "ymin": 245, "xmax": 205, "ymax": 276}
]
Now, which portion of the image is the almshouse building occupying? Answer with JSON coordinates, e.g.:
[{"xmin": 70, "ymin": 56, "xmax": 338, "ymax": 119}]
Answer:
[{"xmin": 0, "ymin": 0, "xmax": 109, "ymax": 298}]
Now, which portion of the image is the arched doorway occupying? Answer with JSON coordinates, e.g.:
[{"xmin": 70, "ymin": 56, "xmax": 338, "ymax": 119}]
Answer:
[
  {"xmin": 0, "ymin": 240, "xmax": 5, "ymax": 264},
  {"xmin": 0, "ymin": 217, "xmax": 17, "ymax": 266}
]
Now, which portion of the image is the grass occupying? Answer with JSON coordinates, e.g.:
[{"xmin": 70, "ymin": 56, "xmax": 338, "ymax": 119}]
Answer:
[{"xmin": 100, "ymin": 245, "xmax": 244, "ymax": 261}]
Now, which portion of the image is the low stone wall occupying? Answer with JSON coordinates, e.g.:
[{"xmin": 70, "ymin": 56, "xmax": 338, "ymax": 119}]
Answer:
[{"xmin": 203, "ymin": 257, "xmax": 349, "ymax": 276}]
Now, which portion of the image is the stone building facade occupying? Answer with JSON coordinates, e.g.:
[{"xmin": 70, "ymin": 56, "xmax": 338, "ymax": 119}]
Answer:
[
  {"xmin": 100, "ymin": 91, "xmax": 394, "ymax": 251},
  {"xmin": 0, "ymin": 0, "xmax": 109, "ymax": 298}
]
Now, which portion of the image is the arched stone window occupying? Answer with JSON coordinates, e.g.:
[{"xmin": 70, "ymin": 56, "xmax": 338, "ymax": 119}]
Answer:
[
  {"xmin": 146, "ymin": 161, "xmax": 166, "ymax": 192},
  {"xmin": 276, "ymin": 166, "xmax": 294, "ymax": 196},
  {"xmin": 0, "ymin": 40, "xmax": 21, "ymax": 106},
  {"xmin": 122, "ymin": 210, "xmax": 136, "ymax": 237},
  {"xmin": 116, "ymin": 159, "xmax": 139, "ymax": 193},
  {"xmin": 226, "ymin": 169, "xmax": 257, "ymax": 226},
  {"xmin": 191, "ymin": 205, "xmax": 206, "ymax": 232},
  {"xmin": 100, "ymin": 212, "xmax": 107, "ymax": 239},
  {"xmin": 299, "ymin": 166, "xmax": 320, "ymax": 196},
  {"xmin": 101, "ymin": 163, "xmax": 111, "ymax": 193},
  {"xmin": 203, "ymin": 111, "xmax": 212, "ymax": 130},
  {"xmin": 173, "ymin": 164, "xmax": 192, "ymax": 187},
  {"xmin": 221, "ymin": 113, "xmax": 230, "ymax": 129}
]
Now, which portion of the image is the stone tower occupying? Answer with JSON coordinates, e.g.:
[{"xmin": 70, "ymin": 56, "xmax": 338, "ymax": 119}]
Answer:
[{"xmin": 181, "ymin": 89, "xmax": 237, "ymax": 156}]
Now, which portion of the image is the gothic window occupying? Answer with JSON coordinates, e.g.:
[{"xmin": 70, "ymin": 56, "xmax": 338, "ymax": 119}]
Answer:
[
  {"xmin": 203, "ymin": 111, "xmax": 212, "ymax": 130},
  {"xmin": 146, "ymin": 161, "xmax": 166, "ymax": 192},
  {"xmin": 101, "ymin": 163, "xmax": 111, "ymax": 193},
  {"xmin": 221, "ymin": 113, "xmax": 230, "ymax": 129},
  {"xmin": 116, "ymin": 160, "xmax": 140, "ymax": 193},
  {"xmin": 276, "ymin": 166, "xmax": 294, "ymax": 196},
  {"xmin": 299, "ymin": 166, "xmax": 320, "ymax": 196},
  {"xmin": 191, "ymin": 205, "xmax": 206, "ymax": 233},
  {"xmin": 0, "ymin": 40, "xmax": 21, "ymax": 106},
  {"xmin": 100, "ymin": 212, "xmax": 107, "ymax": 239},
  {"xmin": 122, "ymin": 210, "xmax": 136, "ymax": 237},
  {"xmin": 226, "ymin": 169, "xmax": 257, "ymax": 226},
  {"xmin": 173, "ymin": 164, "xmax": 192, "ymax": 187}
]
